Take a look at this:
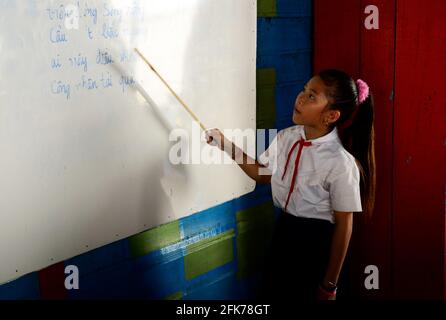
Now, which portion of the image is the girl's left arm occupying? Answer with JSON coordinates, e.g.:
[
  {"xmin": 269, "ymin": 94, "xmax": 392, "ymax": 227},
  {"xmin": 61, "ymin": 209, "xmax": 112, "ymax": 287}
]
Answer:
[{"xmin": 322, "ymin": 211, "xmax": 353, "ymax": 291}]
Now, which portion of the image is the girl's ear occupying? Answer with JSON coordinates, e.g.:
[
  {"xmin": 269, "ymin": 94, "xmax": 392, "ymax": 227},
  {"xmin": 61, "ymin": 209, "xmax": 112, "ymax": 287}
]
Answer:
[{"xmin": 326, "ymin": 109, "xmax": 341, "ymax": 124}]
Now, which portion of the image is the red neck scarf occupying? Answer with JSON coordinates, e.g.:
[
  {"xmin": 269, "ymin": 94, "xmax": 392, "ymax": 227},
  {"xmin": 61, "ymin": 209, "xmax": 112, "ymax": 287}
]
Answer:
[{"xmin": 281, "ymin": 138, "xmax": 312, "ymax": 212}]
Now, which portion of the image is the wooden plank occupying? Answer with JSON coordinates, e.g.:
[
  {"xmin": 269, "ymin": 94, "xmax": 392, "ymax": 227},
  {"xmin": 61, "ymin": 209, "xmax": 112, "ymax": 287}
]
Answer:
[
  {"xmin": 351, "ymin": 0, "xmax": 396, "ymax": 299},
  {"xmin": 313, "ymin": 0, "xmax": 361, "ymax": 77},
  {"xmin": 393, "ymin": 0, "xmax": 446, "ymax": 299}
]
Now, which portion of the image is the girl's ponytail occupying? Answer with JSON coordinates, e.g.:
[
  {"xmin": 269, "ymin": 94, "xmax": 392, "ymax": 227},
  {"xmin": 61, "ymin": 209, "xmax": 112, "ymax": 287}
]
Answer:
[
  {"xmin": 340, "ymin": 94, "xmax": 376, "ymax": 217},
  {"xmin": 318, "ymin": 69, "xmax": 376, "ymax": 217}
]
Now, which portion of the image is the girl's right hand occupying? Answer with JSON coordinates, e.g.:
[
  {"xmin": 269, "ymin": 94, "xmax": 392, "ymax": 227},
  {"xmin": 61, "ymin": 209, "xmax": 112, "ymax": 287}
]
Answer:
[{"xmin": 204, "ymin": 128, "xmax": 225, "ymax": 151}]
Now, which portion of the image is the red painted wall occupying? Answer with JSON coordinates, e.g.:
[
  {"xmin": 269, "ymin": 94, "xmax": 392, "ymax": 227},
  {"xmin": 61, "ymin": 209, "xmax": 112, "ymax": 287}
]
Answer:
[{"xmin": 314, "ymin": 0, "xmax": 445, "ymax": 299}]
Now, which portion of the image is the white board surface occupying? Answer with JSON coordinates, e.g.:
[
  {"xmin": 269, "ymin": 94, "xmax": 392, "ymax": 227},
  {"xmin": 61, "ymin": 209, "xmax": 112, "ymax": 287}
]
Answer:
[{"xmin": 0, "ymin": 0, "xmax": 256, "ymax": 284}]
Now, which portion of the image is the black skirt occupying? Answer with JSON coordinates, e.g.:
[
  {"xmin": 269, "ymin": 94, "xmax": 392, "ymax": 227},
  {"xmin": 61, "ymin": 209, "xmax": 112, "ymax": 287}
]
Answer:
[{"xmin": 259, "ymin": 210, "xmax": 335, "ymax": 300}]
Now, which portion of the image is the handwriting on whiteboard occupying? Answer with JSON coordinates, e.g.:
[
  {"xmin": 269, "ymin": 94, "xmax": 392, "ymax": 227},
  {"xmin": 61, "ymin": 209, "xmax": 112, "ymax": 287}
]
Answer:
[{"xmin": 47, "ymin": 1, "xmax": 145, "ymax": 100}]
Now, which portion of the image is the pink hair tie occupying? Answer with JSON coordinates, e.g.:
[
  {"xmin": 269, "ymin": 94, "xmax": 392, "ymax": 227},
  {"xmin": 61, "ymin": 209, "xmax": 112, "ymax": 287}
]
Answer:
[{"xmin": 356, "ymin": 79, "xmax": 370, "ymax": 105}]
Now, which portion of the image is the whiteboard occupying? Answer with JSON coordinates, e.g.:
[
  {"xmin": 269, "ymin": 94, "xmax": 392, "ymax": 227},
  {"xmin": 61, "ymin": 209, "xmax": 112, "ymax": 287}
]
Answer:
[{"xmin": 0, "ymin": 0, "xmax": 256, "ymax": 284}]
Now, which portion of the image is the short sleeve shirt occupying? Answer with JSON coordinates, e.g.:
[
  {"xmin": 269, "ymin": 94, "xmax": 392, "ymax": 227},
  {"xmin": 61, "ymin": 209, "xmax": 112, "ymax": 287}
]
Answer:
[{"xmin": 258, "ymin": 125, "xmax": 362, "ymax": 223}]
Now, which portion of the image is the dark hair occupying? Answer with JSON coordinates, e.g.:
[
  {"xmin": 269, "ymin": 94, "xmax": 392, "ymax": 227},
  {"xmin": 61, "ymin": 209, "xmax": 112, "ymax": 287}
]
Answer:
[{"xmin": 318, "ymin": 69, "xmax": 376, "ymax": 217}]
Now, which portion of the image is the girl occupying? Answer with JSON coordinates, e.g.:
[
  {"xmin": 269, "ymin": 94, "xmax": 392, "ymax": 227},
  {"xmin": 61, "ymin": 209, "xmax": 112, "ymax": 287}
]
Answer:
[{"xmin": 205, "ymin": 69, "xmax": 375, "ymax": 300}]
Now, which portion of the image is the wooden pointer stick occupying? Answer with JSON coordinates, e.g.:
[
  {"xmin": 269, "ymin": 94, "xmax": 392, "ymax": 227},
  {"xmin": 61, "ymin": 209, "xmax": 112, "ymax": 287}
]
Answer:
[{"xmin": 134, "ymin": 48, "xmax": 207, "ymax": 132}]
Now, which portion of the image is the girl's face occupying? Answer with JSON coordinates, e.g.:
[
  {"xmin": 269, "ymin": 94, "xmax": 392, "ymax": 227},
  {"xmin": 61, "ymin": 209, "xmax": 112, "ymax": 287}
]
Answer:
[{"xmin": 293, "ymin": 76, "xmax": 338, "ymax": 128}]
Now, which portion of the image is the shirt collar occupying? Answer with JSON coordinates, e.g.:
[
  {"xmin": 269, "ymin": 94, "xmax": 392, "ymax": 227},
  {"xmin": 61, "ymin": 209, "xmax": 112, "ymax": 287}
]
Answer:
[{"xmin": 299, "ymin": 126, "xmax": 340, "ymax": 145}]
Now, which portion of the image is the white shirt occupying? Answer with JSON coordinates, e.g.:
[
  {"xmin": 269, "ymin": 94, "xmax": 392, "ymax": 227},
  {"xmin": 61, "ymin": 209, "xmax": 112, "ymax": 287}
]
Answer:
[{"xmin": 258, "ymin": 125, "xmax": 362, "ymax": 223}]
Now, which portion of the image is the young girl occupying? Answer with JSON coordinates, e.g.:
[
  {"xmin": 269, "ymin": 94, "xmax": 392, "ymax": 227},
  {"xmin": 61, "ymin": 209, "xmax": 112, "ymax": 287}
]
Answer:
[{"xmin": 205, "ymin": 69, "xmax": 375, "ymax": 300}]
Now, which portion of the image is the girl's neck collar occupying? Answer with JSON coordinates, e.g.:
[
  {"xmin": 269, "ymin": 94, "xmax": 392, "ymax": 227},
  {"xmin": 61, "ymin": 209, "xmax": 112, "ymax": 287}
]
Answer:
[{"xmin": 303, "ymin": 126, "xmax": 332, "ymax": 141}]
